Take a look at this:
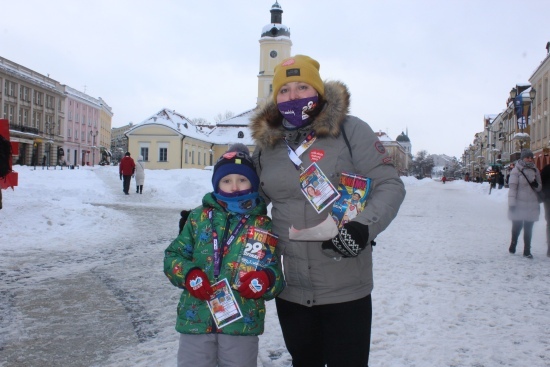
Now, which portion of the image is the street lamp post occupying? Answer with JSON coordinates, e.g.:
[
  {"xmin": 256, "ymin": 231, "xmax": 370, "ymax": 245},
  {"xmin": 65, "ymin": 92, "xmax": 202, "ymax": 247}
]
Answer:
[
  {"xmin": 90, "ymin": 130, "xmax": 99, "ymax": 167},
  {"xmin": 44, "ymin": 121, "xmax": 55, "ymax": 170},
  {"xmin": 487, "ymin": 121, "xmax": 504, "ymax": 168}
]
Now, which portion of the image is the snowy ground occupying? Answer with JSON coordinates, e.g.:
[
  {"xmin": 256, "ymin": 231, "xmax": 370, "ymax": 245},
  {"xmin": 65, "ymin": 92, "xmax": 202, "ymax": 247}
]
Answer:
[{"xmin": 1, "ymin": 165, "xmax": 549, "ymax": 367}]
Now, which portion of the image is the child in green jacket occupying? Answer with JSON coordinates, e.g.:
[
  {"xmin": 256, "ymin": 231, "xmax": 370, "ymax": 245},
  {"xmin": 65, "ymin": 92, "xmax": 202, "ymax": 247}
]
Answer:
[{"xmin": 164, "ymin": 143, "xmax": 284, "ymax": 367}]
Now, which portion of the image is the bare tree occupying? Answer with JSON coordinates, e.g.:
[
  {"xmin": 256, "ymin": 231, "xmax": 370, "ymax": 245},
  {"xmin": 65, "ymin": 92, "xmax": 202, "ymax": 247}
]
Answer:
[
  {"xmin": 214, "ymin": 111, "xmax": 234, "ymax": 123},
  {"xmin": 191, "ymin": 117, "xmax": 210, "ymax": 126}
]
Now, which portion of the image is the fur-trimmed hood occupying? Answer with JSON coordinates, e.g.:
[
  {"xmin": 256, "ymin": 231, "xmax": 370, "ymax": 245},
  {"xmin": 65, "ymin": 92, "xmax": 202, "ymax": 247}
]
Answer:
[{"xmin": 250, "ymin": 80, "xmax": 351, "ymax": 149}]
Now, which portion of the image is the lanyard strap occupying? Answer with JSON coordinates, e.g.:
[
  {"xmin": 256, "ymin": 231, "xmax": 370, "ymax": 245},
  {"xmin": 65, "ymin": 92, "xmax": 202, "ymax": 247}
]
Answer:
[
  {"xmin": 284, "ymin": 130, "xmax": 317, "ymax": 171},
  {"xmin": 208, "ymin": 209, "xmax": 250, "ymax": 278}
]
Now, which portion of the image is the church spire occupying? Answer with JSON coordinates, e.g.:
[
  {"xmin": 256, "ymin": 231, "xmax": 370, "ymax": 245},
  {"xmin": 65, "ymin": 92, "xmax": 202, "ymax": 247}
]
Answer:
[
  {"xmin": 257, "ymin": 1, "xmax": 292, "ymax": 105},
  {"xmin": 270, "ymin": 1, "xmax": 283, "ymax": 24}
]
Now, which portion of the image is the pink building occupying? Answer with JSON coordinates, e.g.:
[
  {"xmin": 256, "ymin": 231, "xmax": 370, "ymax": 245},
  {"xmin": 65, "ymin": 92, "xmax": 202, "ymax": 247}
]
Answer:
[{"xmin": 63, "ymin": 86, "xmax": 101, "ymax": 166}]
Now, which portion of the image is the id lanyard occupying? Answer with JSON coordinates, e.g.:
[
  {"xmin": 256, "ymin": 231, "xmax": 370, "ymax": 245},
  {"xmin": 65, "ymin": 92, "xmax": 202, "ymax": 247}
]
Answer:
[
  {"xmin": 208, "ymin": 209, "xmax": 250, "ymax": 278},
  {"xmin": 284, "ymin": 130, "xmax": 316, "ymax": 172}
]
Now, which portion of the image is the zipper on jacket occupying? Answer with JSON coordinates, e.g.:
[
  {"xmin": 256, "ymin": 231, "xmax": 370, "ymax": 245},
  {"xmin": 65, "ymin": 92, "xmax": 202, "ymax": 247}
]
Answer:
[{"xmin": 210, "ymin": 212, "xmax": 232, "ymax": 334}]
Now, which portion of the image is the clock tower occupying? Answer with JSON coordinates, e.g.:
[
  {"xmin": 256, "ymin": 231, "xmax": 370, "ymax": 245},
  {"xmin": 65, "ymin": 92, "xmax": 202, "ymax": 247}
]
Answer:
[{"xmin": 257, "ymin": 1, "xmax": 292, "ymax": 106}]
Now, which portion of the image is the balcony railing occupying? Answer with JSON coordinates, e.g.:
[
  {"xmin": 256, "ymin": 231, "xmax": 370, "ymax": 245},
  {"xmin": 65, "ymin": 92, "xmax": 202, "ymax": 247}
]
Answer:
[{"xmin": 9, "ymin": 123, "xmax": 39, "ymax": 135}]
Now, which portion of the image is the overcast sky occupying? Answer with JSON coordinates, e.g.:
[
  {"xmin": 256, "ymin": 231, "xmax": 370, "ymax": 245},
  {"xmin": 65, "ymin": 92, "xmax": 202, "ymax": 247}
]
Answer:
[{"xmin": 2, "ymin": 0, "xmax": 548, "ymax": 158}]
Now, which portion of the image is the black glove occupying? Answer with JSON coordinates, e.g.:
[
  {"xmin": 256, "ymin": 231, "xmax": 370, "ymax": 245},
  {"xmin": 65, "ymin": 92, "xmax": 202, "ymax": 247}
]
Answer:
[
  {"xmin": 120, "ymin": 174, "xmax": 122, "ymax": 180},
  {"xmin": 531, "ymin": 181, "xmax": 539, "ymax": 188},
  {"xmin": 322, "ymin": 221, "xmax": 369, "ymax": 257}
]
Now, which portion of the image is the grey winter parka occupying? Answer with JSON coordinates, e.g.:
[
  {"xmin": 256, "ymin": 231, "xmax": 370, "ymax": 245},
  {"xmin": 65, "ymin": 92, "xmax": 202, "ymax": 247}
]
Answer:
[
  {"xmin": 508, "ymin": 159, "xmax": 542, "ymax": 222},
  {"xmin": 250, "ymin": 80, "xmax": 406, "ymax": 307}
]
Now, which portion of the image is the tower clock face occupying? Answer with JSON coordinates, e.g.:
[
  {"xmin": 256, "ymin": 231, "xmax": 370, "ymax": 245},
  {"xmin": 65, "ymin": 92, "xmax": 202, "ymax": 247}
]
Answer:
[{"xmin": 270, "ymin": 50, "xmax": 277, "ymax": 58}]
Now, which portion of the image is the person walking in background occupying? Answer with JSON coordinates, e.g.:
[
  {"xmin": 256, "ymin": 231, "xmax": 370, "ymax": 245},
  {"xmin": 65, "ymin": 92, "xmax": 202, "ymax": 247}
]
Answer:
[
  {"xmin": 119, "ymin": 152, "xmax": 135, "ymax": 195},
  {"xmin": 442, "ymin": 176, "xmax": 447, "ymax": 184},
  {"xmin": 497, "ymin": 170, "xmax": 505, "ymax": 189},
  {"xmin": 250, "ymin": 54, "xmax": 406, "ymax": 367},
  {"xmin": 135, "ymin": 155, "xmax": 145, "ymax": 194},
  {"xmin": 539, "ymin": 162, "xmax": 550, "ymax": 257},
  {"xmin": 508, "ymin": 149, "xmax": 542, "ymax": 259},
  {"xmin": 164, "ymin": 143, "xmax": 285, "ymax": 367}
]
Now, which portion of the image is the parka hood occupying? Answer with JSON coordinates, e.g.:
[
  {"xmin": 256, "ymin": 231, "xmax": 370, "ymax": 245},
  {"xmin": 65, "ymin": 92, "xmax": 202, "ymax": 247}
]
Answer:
[{"xmin": 250, "ymin": 80, "xmax": 351, "ymax": 149}]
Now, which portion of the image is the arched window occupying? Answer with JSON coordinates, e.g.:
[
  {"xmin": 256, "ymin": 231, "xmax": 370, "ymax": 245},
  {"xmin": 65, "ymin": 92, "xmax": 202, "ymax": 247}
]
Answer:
[{"xmin": 238, "ymin": 131, "xmax": 244, "ymax": 138}]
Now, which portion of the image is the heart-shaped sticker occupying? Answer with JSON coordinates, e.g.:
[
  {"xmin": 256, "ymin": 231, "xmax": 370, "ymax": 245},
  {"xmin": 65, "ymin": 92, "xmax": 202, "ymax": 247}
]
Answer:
[
  {"xmin": 310, "ymin": 149, "xmax": 325, "ymax": 162},
  {"xmin": 190, "ymin": 276, "xmax": 203, "ymax": 289},
  {"xmin": 250, "ymin": 278, "xmax": 262, "ymax": 292}
]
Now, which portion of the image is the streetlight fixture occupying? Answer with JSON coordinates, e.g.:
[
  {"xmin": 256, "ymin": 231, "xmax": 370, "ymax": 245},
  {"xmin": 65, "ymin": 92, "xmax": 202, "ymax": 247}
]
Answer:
[{"xmin": 510, "ymin": 86, "xmax": 536, "ymax": 152}]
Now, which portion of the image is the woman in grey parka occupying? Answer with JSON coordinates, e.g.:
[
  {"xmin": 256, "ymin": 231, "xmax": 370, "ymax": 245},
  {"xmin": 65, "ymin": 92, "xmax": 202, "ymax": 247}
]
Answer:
[
  {"xmin": 250, "ymin": 55, "xmax": 406, "ymax": 367},
  {"xmin": 508, "ymin": 148, "xmax": 542, "ymax": 258}
]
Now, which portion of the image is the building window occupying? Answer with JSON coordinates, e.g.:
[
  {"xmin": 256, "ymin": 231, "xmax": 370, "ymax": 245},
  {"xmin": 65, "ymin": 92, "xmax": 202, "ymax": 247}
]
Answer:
[
  {"xmin": 4, "ymin": 104, "xmax": 15, "ymax": 123},
  {"xmin": 33, "ymin": 111, "xmax": 42, "ymax": 128},
  {"xmin": 185, "ymin": 144, "xmax": 189, "ymax": 164},
  {"xmin": 4, "ymin": 81, "xmax": 16, "ymax": 97},
  {"xmin": 19, "ymin": 108, "xmax": 29, "ymax": 125},
  {"xmin": 238, "ymin": 131, "xmax": 244, "ymax": 138},
  {"xmin": 46, "ymin": 95, "xmax": 54, "ymax": 109},
  {"xmin": 159, "ymin": 147, "xmax": 168, "ymax": 162},
  {"xmin": 198, "ymin": 149, "xmax": 201, "ymax": 165},
  {"xmin": 19, "ymin": 86, "xmax": 29, "ymax": 101},
  {"xmin": 68, "ymin": 128, "xmax": 71, "ymax": 138},
  {"xmin": 140, "ymin": 147, "xmax": 149, "ymax": 161},
  {"xmin": 33, "ymin": 91, "xmax": 42, "ymax": 106}
]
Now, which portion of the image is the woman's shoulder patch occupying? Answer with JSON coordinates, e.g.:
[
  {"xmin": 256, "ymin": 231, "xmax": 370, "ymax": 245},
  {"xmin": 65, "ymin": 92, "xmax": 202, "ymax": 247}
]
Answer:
[{"xmin": 374, "ymin": 141, "xmax": 385, "ymax": 154}]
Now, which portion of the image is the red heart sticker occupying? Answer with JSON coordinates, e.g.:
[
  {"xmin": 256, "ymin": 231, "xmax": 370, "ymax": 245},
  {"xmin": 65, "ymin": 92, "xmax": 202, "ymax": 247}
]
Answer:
[{"xmin": 310, "ymin": 149, "xmax": 325, "ymax": 162}]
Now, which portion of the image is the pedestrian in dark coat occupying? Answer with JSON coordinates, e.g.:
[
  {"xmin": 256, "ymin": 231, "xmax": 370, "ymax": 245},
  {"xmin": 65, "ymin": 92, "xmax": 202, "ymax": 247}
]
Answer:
[
  {"xmin": 119, "ymin": 152, "xmax": 135, "ymax": 195},
  {"xmin": 250, "ymin": 54, "xmax": 406, "ymax": 367},
  {"xmin": 508, "ymin": 149, "xmax": 542, "ymax": 258},
  {"xmin": 540, "ymin": 162, "xmax": 550, "ymax": 257},
  {"xmin": 497, "ymin": 171, "xmax": 505, "ymax": 189}
]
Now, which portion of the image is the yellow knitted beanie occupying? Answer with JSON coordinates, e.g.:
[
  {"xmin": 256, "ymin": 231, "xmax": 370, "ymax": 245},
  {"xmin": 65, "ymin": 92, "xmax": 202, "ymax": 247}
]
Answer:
[{"xmin": 272, "ymin": 55, "xmax": 324, "ymax": 102}]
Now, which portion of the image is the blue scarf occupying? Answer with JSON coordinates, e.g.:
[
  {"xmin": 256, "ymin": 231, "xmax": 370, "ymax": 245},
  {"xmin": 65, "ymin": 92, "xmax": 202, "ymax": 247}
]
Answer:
[{"xmin": 213, "ymin": 190, "xmax": 259, "ymax": 214}]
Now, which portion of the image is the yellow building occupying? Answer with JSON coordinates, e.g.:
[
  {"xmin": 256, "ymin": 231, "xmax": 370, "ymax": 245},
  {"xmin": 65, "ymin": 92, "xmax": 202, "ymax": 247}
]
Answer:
[{"xmin": 125, "ymin": 1, "xmax": 292, "ymax": 169}]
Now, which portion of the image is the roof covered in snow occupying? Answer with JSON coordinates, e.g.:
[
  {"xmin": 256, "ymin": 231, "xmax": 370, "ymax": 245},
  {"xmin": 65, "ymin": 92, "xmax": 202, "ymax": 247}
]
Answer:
[{"xmin": 127, "ymin": 107, "xmax": 256, "ymax": 145}]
